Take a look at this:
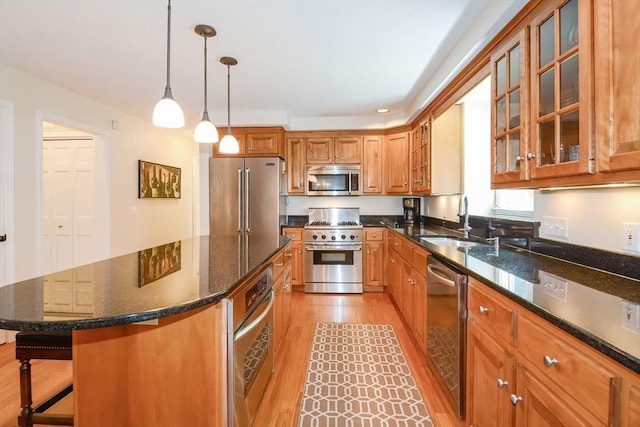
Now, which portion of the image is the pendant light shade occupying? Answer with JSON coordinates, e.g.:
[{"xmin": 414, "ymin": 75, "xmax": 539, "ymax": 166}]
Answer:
[
  {"xmin": 153, "ymin": 0, "xmax": 185, "ymax": 128},
  {"xmin": 219, "ymin": 56, "xmax": 240, "ymax": 154},
  {"xmin": 193, "ymin": 25, "xmax": 218, "ymax": 143}
]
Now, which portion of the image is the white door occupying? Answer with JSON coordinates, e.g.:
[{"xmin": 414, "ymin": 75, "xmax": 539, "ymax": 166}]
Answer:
[{"xmin": 0, "ymin": 100, "xmax": 13, "ymax": 344}]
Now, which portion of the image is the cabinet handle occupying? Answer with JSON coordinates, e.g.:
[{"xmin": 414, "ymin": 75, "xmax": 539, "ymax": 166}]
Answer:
[
  {"xmin": 543, "ymin": 355, "xmax": 559, "ymax": 367},
  {"xmin": 479, "ymin": 306, "xmax": 489, "ymax": 314},
  {"xmin": 275, "ymin": 262, "xmax": 284, "ymax": 267},
  {"xmin": 526, "ymin": 152, "xmax": 536, "ymax": 160},
  {"xmin": 515, "ymin": 155, "xmax": 524, "ymax": 162},
  {"xmin": 497, "ymin": 378, "xmax": 509, "ymax": 388},
  {"xmin": 510, "ymin": 394, "xmax": 523, "ymax": 405}
]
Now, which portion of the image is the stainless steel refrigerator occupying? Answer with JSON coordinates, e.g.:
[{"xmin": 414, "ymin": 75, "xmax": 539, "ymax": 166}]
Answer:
[{"xmin": 209, "ymin": 157, "xmax": 286, "ymax": 239}]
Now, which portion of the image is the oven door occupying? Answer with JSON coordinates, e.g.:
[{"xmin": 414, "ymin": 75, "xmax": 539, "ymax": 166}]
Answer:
[
  {"xmin": 232, "ymin": 290, "xmax": 274, "ymax": 427},
  {"xmin": 304, "ymin": 243, "xmax": 363, "ymax": 293}
]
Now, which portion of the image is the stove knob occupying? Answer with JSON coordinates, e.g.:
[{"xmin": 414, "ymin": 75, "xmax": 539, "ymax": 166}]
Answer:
[
  {"xmin": 331, "ymin": 236, "xmax": 336, "ymax": 241},
  {"xmin": 341, "ymin": 234, "xmax": 346, "ymax": 240},
  {"xmin": 312, "ymin": 235, "xmax": 318, "ymax": 240},
  {"xmin": 321, "ymin": 235, "xmax": 326, "ymax": 240},
  {"xmin": 350, "ymin": 235, "xmax": 355, "ymax": 240}
]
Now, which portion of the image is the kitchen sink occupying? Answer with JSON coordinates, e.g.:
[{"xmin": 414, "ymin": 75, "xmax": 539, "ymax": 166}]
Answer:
[{"xmin": 420, "ymin": 236, "xmax": 487, "ymax": 247}]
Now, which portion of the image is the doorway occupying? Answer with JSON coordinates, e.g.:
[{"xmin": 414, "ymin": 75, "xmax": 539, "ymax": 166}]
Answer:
[{"xmin": 0, "ymin": 100, "xmax": 15, "ymax": 345}]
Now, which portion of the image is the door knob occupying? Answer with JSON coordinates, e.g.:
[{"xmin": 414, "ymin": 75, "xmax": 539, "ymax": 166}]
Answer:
[{"xmin": 0, "ymin": 234, "xmax": 6, "ymax": 242}]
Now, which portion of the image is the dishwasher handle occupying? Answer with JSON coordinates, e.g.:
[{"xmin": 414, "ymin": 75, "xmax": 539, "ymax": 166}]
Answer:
[{"xmin": 427, "ymin": 263, "xmax": 457, "ymax": 288}]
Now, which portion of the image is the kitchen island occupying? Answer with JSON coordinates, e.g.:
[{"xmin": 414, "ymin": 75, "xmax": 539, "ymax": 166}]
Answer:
[{"xmin": 0, "ymin": 234, "xmax": 290, "ymax": 427}]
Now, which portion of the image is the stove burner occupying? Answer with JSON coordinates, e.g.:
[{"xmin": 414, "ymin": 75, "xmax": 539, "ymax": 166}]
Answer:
[
  {"xmin": 308, "ymin": 221, "xmax": 331, "ymax": 226},
  {"xmin": 338, "ymin": 221, "xmax": 359, "ymax": 226}
]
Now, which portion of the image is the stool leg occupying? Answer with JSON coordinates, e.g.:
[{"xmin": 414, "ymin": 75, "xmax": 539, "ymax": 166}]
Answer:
[{"xmin": 18, "ymin": 359, "xmax": 33, "ymax": 427}]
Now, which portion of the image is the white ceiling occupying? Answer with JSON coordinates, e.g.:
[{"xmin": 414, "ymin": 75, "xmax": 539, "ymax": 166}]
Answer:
[{"xmin": 0, "ymin": 0, "xmax": 526, "ymax": 131}]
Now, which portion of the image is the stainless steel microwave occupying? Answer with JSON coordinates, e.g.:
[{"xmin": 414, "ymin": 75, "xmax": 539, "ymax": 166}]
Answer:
[{"xmin": 306, "ymin": 165, "xmax": 361, "ymax": 196}]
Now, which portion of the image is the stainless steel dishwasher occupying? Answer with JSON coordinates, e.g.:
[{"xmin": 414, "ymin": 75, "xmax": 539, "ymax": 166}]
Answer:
[{"xmin": 426, "ymin": 256, "xmax": 467, "ymax": 420}]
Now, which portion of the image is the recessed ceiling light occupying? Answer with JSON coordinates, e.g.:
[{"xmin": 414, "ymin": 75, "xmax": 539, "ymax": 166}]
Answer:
[{"xmin": 376, "ymin": 108, "xmax": 390, "ymax": 113}]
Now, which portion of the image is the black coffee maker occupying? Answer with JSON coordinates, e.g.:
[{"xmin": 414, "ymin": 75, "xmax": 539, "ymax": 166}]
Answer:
[{"xmin": 402, "ymin": 198, "xmax": 421, "ymax": 225}]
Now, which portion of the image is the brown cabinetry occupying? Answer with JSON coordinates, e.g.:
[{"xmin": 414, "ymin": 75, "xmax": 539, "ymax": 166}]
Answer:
[
  {"xmin": 272, "ymin": 247, "xmax": 292, "ymax": 354},
  {"xmin": 594, "ymin": 0, "xmax": 640, "ymax": 175},
  {"xmin": 362, "ymin": 135, "xmax": 384, "ymax": 193},
  {"xmin": 384, "ymin": 132, "xmax": 410, "ymax": 194},
  {"xmin": 306, "ymin": 136, "xmax": 361, "ymax": 164},
  {"xmin": 286, "ymin": 138, "xmax": 306, "ymax": 194},
  {"xmin": 410, "ymin": 119, "xmax": 431, "ymax": 194},
  {"xmin": 212, "ymin": 127, "xmax": 284, "ymax": 158},
  {"xmin": 466, "ymin": 277, "xmax": 640, "ymax": 427},
  {"xmin": 282, "ymin": 228, "xmax": 304, "ymax": 290},
  {"xmin": 364, "ymin": 228, "xmax": 385, "ymax": 291}
]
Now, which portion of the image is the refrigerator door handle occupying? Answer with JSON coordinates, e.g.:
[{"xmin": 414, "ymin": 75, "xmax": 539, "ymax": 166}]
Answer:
[
  {"xmin": 245, "ymin": 168, "xmax": 251, "ymax": 233},
  {"xmin": 237, "ymin": 168, "xmax": 243, "ymax": 232}
]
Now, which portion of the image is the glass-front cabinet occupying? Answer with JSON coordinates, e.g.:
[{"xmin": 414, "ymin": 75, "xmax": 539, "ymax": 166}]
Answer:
[
  {"xmin": 491, "ymin": 28, "xmax": 529, "ymax": 185},
  {"xmin": 529, "ymin": 0, "xmax": 593, "ymax": 179},
  {"xmin": 410, "ymin": 118, "xmax": 431, "ymax": 194}
]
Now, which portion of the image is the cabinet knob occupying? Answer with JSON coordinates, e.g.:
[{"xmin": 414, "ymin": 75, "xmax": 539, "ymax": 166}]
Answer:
[
  {"xmin": 366, "ymin": 250, "xmax": 370, "ymax": 254},
  {"xmin": 526, "ymin": 152, "xmax": 536, "ymax": 160},
  {"xmin": 515, "ymin": 155, "xmax": 524, "ymax": 162},
  {"xmin": 479, "ymin": 306, "xmax": 489, "ymax": 314},
  {"xmin": 510, "ymin": 394, "xmax": 523, "ymax": 405},
  {"xmin": 497, "ymin": 378, "xmax": 509, "ymax": 388},
  {"xmin": 543, "ymin": 355, "xmax": 559, "ymax": 367}
]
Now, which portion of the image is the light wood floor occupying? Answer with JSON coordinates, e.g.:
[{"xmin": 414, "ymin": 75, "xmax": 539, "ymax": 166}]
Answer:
[
  {"xmin": 0, "ymin": 291, "xmax": 459, "ymax": 427},
  {"xmin": 253, "ymin": 291, "xmax": 460, "ymax": 427}
]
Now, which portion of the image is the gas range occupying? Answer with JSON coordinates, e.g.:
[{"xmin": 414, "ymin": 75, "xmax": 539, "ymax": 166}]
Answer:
[{"xmin": 303, "ymin": 208, "xmax": 363, "ymax": 244}]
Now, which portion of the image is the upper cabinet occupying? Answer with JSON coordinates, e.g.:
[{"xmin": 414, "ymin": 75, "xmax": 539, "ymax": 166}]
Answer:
[
  {"xmin": 306, "ymin": 136, "xmax": 362, "ymax": 164},
  {"xmin": 384, "ymin": 131, "xmax": 410, "ymax": 194},
  {"xmin": 286, "ymin": 137, "xmax": 306, "ymax": 194},
  {"xmin": 362, "ymin": 135, "xmax": 384, "ymax": 194},
  {"xmin": 410, "ymin": 119, "xmax": 431, "ymax": 194},
  {"xmin": 491, "ymin": 28, "xmax": 530, "ymax": 185},
  {"xmin": 529, "ymin": 0, "xmax": 593, "ymax": 180},
  {"xmin": 212, "ymin": 127, "xmax": 285, "ymax": 158},
  {"xmin": 594, "ymin": 0, "xmax": 640, "ymax": 174}
]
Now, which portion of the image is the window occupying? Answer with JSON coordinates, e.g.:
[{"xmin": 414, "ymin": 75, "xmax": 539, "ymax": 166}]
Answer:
[{"xmin": 493, "ymin": 189, "xmax": 534, "ymax": 218}]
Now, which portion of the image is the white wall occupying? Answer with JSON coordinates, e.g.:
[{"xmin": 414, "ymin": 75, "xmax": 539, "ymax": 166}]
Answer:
[
  {"xmin": 535, "ymin": 186, "xmax": 640, "ymax": 254},
  {"xmin": 0, "ymin": 65, "xmax": 198, "ymax": 281}
]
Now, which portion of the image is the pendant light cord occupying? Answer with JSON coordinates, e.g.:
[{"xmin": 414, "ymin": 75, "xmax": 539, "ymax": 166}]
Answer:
[
  {"xmin": 226, "ymin": 64, "xmax": 231, "ymax": 134},
  {"xmin": 203, "ymin": 36, "xmax": 208, "ymax": 114},
  {"xmin": 165, "ymin": 0, "xmax": 172, "ymax": 92}
]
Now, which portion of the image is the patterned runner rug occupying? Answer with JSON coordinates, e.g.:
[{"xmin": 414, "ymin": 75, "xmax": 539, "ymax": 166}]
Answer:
[{"xmin": 298, "ymin": 323, "xmax": 434, "ymax": 427}]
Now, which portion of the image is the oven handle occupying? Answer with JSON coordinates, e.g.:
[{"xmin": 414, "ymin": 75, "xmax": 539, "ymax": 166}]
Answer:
[
  {"xmin": 305, "ymin": 245, "xmax": 363, "ymax": 251},
  {"xmin": 235, "ymin": 291, "xmax": 274, "ymax": 341}
]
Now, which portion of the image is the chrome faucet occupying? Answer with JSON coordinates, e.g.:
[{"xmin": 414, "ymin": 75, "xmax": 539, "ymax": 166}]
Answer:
[{"xmin": 458, "ymin": 194, "xmax": 472, "ymax": 238}]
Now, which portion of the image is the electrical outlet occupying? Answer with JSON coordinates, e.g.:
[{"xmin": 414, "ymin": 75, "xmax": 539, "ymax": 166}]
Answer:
[
  {"xmin": 622, "ymin": 300, "xmax": 640, "ymax": 333},
  {"xmin": 622, "ymin": 223, "xmax": 640, "ymax": 253},
  {"xmin": 542, "ymin": 216, "xmax": 569, "ymax": 238}
]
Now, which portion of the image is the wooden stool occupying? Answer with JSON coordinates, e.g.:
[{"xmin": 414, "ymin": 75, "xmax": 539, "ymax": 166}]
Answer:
[{"xmin": 15, "ymin": 331, "xmax": 74, "ymax": 427}]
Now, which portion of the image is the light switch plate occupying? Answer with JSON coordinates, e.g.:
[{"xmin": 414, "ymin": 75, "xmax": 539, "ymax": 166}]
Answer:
[
  {"xmin": 540, "ymin": 271, "xmax": 568, "ymax": 301},
  {"xmin": 542, "ymin": 216, "xmax": 569, "ymax": 238}
]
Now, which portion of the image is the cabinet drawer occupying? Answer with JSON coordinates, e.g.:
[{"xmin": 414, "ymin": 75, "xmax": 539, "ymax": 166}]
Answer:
[
  {"xmin": 282, "ymin": 227, "xmax": 303, "ymax": 241},
  {"xmin": 518, "ymin": 314, "xmax": 619, "ymax": 424},
  {"xmin": 272, "ymin": 251, "xmax": 285, "ymax": 279},
  {"xmin": 389, "ymin": 233, "xmax": 403, "ymax": 252},
  {"xmin": 400, "ymin": 240, "xmax": 414, "ymax": 263},
  {"xmin": 365, "ymin": 228, "xmax": 385, "ymax": 241},
  {"xmin": 467, "ymin": 281, "xmax": 515, "ymax": 346}
]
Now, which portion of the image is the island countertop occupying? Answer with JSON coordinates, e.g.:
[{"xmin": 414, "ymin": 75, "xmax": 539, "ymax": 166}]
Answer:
[{"xmin": 0, "ymin": 234, "xmax": 290, "ymax": 332}]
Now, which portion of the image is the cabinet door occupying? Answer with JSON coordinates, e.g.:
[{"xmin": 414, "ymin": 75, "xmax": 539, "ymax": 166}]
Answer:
[
  {"xmin": 410, "ymin": 119, "xmax": 431, "ymax": 193},
  {"xmin": 364, "ymin": 241, "xmax": 384, "ymax": 288},
  {"xmin": 492, "ymin": 28, "xmax": 530, "ymax": 185},
  {"xmin": 412, "ymin": 268, "xmax": 427, "ymax": 351},
  {"xmin": 282, "ymin": 228, "xmax": 304, "ymax": 287},
  {"xmin": 529, "ymin": 0, "xmax": 594, "ymax": 179},
  {"xmin": 466, "ymin": 322, "xmax": 515, "ymax": 427},
  {"xmin": 286, "ymin": 138, "xmax": 306, "ymax": 194},
  {"xmin": 334, "ymin": 136, "xmax": 362, "ymax": 163},
  {"xmin": 594, "ymin": 0, "xmax": 640, "ymax": 174},
  {"xmin": 401, "ymin": 261, "xmax": 414, "ymax": 328},
  {"xmin": 246, "ymin": 133, "xmax": 280, "ymax": 156},
  {"xmin": 384, "ymin": 132, "xmax": 410, "ymax": 194},
  {"xmin": 386, "ymin": 247, "xmax": 402, "ymax": 307},
  {"xmin": 362, "ymin": 135, "xmax": 384, "ymax": 193},
  {"xmin": 306, "ymin": 137, "xmax": 333, "ymax": 164},
  {"xmin": 513, "ymin": 362, "xmax": 604, "ymax": 426}
]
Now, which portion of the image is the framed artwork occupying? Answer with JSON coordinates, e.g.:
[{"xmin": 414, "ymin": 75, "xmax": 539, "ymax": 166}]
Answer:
[
  {"xmin": 138, "ymin": 160, "xmax": 181, "ymax": 198},
  {"xmin": 138, "ymin": 240, "xmax": 181, "ymax": 287}
]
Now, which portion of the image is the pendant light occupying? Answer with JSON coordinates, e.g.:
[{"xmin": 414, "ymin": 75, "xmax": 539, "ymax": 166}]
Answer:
[
  {"xmin": 193, "ymin": 24, "xmax": 219, "ymax": 143},
  {"xmin": 219, "ymin": 56, "xmax": 240, "ymax": 154},
  {"xmin": 152, "ymin": 0, "xmax": 185, "ymax": 128}
]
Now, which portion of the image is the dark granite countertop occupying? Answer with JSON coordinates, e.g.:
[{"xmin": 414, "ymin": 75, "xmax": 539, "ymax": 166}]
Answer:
[
  {"xmin": 0, "ymin": 235, "xmax": 290, "ymax": 332},
  {"xmin": 384, "ymin": 222, "xmax": 640, "ymax": 374}
]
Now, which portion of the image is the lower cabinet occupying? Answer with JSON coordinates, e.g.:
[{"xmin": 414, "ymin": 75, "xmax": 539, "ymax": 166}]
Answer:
[
  {"xmin": 273, "ymin": 244, "xmax": 292, "ymax": 355},
  {"xmin": 364, "ymin": 227, "xmax": 385, "ymax": 291},
  {"xmin": 467, "ymin": 277, "xmax": 640, "ymax": 427},
  {"xmin": 282, "ymin": 228, "xmax": 304, "ymax": 289}
]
